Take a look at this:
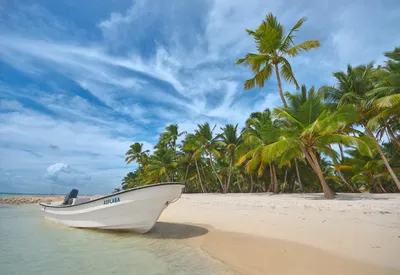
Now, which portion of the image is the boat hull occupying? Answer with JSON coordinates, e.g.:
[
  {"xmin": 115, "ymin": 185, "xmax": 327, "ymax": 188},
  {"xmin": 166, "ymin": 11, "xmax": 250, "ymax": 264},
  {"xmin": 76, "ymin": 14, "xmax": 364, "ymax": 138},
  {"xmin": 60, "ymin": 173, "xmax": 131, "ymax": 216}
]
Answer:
[{"xmin": 40, "ymin": 183, "xmax": 185, "ymax": 233}]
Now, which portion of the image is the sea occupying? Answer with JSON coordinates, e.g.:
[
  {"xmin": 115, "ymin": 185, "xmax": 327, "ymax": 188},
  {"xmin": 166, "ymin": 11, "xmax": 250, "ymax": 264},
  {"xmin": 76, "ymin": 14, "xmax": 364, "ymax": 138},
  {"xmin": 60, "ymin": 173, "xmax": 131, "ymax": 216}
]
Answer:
[{"xmin": 0, "ymin": 195, "xmax": 232, "ymax": 275}]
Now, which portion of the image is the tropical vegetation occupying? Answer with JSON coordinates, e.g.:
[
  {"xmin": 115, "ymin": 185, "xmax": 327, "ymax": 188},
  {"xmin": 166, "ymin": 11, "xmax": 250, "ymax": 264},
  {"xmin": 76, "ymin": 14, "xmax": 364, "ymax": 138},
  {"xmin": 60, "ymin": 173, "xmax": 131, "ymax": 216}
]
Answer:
[{"xmin": 118, "ymin": 14, "xmax": 399, "ymax": 198}]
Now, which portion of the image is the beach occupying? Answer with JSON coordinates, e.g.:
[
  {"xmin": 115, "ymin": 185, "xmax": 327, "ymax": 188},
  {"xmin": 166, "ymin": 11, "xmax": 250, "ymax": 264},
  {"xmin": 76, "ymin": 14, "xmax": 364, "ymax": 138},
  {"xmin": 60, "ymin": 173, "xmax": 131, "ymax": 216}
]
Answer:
[{"xmin": 159, "ymin": 193, "xmax": 400, "ymax": 275}]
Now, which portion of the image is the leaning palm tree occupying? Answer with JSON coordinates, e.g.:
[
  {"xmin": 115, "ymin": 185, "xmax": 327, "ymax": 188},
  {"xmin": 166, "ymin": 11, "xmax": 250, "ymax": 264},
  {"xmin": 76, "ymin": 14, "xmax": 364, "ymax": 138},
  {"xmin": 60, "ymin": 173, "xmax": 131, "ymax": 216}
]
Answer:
[
  {"xmin": 235, "ymin": 13, "xmax": 320, "ymax": 107},
  {"xmin": 320, "ymin": 63, "xmax": 400, "ymax": 191},
  {"xmin": 219, "ymin": 124, "xmax": 241, "ymax": 193},
  {"xmin": 263, "ymin": 87, "xmax": 372, "ymax": 198}
]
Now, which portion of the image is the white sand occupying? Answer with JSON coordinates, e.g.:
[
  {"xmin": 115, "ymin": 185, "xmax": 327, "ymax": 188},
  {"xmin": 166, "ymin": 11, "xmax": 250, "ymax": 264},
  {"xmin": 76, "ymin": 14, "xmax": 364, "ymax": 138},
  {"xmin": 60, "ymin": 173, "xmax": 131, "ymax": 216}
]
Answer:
[{"xmin": 159, "ymin": 193, "xmax": 400, "ymax": 273}]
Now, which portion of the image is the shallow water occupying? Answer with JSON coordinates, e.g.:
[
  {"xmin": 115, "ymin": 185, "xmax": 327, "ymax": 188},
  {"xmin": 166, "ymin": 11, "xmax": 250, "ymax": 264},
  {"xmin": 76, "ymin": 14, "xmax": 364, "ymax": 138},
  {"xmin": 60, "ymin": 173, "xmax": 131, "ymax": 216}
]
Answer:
[{"xmin": 0, "ymin": 205, "xmax": 231, "ymax": 275}]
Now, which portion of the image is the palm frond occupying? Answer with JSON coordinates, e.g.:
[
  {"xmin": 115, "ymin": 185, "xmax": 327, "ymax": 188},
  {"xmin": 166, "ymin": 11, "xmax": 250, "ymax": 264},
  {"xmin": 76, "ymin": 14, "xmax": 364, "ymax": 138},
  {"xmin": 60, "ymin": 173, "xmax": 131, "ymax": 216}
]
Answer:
[
  {"xmin": 243, "ymin": 76, "xmax": 256, "ymax": 90},
  {"xmin": 367, "ymin": 108, "xmax": 393, "ymax": 131},
  {"xmin": 261, "ymin": 137, "xmax": 298, "ymax": 163},
  {"xmin": 280, "ymin": 17, "xmax": 308, "ymax": 52},
  {"xmin": 375, "ymin": 94, "xmax": 400, "ymax": 108},
  {"xmin": 286, "ymin": 40, "xmax": 320, "ymax": 57},
  {"xmin": 254, "ymin": 63, "xmax": 273, "ymax": 88},
  {"xmin": 316, "ymin": 134, "xmax": 373, "ymax": 157},
  {"xmin": 274, "ymin": 107, "xmax": 304, "ymax": 128},
  {"xmin": 280, "ymin": 57, "xmax": 299, "ymax": 89}
]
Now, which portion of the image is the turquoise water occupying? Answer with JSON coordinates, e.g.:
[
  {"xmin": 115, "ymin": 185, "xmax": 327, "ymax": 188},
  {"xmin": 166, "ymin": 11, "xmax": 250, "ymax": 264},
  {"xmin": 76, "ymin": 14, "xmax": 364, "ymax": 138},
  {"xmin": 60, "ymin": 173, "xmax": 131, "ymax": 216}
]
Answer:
[{"xmin": 0, "ymin": 205, "xmax": 232, "ymax": 275}]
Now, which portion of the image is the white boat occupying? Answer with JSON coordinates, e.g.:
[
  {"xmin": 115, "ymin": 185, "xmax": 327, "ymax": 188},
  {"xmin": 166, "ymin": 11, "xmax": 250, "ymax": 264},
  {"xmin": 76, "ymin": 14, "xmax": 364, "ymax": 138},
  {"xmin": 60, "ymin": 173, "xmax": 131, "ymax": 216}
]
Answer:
[{"xmin": 39, "ymin": 182, "xmax": 185, "ymax": 233}]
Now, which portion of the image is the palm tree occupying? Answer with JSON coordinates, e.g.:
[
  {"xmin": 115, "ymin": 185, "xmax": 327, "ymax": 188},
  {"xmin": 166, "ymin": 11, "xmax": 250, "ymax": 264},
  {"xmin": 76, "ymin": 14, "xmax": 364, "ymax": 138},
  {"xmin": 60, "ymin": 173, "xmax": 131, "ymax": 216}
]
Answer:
[
  {"xmin": 338, "ymin": 149, "xmax": 389, "ymax": 193},
  {"xmin": 121, "ymin": 171, "xmax": 139, "ymax": 190},
  {"xmin": 370, "ymin": 47, "xmax": 400, "ymax": 109},
  {"xmin": 262, "ymin": 87, "xmax": 372, "ymax": 198},
  {"xmin": 191, "ymin": 123, "xmax": 225, "ymax": 192},
  {"xmin": 158, "ymin": 124, "xmax": 187, "ymax": 151},
  {"xmin": 182, "ymin": 133, "xmax": 206, "ymax": 192},
  {"xmin": 236, "ymin": 14, "xmax": 320, "ymax": 190},
  {"xmin": 239, "ymin": 109, "xmax": 282, "ymax": 193},
  {"xmin": 145, "ymin": 148, "xmax": 178, "ymax": 182},
  {"xmin": 125, "ymin": 142, "xmax": 150, "ymax": 171},
  {"xmin": 235, "ymin": 13, "xmax": 320, "ymax": 107},
  {"xmin": 219, "ymin": 124, "xmax": 241, "ymax": 193},
  {"xmin": 320, "ymin": 63, "xmax": 400, "ymax": 191},
  {"xmin": 368, "ymin": 48, "xmax": 400, "ymax": 147}
]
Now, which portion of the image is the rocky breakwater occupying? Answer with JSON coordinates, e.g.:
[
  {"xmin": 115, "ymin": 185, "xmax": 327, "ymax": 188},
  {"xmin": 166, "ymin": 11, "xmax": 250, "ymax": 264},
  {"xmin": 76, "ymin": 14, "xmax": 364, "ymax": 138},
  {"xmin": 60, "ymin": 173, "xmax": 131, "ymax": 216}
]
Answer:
[{"xmin": 0, "ymin": 196, "xmax": 65, "ymax": 204}]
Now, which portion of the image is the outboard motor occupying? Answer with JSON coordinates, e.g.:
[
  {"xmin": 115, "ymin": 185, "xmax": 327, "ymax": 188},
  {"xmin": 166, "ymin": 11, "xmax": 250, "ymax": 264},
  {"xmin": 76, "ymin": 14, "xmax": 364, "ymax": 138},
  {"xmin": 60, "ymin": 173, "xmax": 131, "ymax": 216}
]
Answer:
[{"xmin": 62, "ymin": 189, "xmax": 79, "ymax": 205}]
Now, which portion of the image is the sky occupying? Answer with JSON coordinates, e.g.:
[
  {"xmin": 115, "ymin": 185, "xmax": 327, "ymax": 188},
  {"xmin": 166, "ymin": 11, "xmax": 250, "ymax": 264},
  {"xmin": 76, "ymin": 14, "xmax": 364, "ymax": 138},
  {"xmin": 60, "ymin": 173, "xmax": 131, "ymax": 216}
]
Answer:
[{"xmin": 0, "ymin": 0, "xmax": 399, "ymax": 194}]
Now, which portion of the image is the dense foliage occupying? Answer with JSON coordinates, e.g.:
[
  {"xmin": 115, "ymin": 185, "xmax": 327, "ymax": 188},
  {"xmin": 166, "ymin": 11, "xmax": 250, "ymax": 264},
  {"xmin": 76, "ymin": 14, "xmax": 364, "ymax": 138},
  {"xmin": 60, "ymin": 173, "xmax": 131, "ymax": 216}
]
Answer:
[{"xmin": 119, "ymin": 14, "xmax": 399, "ymax": 198}]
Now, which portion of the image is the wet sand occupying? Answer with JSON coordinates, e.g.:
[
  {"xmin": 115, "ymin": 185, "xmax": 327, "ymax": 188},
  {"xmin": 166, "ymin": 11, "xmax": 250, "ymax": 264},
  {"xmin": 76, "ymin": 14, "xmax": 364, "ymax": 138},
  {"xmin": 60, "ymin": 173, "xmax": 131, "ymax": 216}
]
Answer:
[{"xmin": 159, "ymin": 193, "xmax": 400, "ymax": 275}]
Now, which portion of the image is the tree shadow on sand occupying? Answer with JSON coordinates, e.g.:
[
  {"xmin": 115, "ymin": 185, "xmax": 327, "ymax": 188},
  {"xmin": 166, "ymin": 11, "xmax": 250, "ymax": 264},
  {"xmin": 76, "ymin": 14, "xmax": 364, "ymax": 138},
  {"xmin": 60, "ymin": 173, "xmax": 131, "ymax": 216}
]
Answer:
[{"xmin": 84, "ymin": 222, "xmax": 209, "ymax": 240}]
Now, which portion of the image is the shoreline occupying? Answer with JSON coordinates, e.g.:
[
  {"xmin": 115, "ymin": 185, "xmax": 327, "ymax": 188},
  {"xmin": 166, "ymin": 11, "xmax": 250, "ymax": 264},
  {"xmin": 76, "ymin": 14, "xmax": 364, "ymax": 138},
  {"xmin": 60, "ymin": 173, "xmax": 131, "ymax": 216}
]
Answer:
[{"xmin": 159, "ymin": 193, "xmax": 400, "ymax": 274}]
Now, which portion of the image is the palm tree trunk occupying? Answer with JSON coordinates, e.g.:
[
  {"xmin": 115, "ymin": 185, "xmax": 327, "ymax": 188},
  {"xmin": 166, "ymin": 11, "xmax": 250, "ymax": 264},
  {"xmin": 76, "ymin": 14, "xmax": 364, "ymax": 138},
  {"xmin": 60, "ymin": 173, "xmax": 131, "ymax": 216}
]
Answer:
[
  {"xmin": 300, "ymin": 147, "xmax": 318, "ymax": 173},
  {"xmin": 250, "ymin": 173, "xmax": 254, "ymax": 193},
  {"xmin": 208, "ymin": 152, "xmax": 225, "ymax": 192},
  {"xmin": 294, "ymin": 159, "xmax": 303, "ymax": 192},
  {"xmin": 327, "ymin": 145, "xmax": 358, "ymax": 193},
  {"xmin": 338, "ymin": 144, "xmax": 345, "ymax": 161},
  {"xmin": 338, "ymin": 170, "xmax": 359, "ymax": 193},
  {"xmin": 369, "ymin": 174, "xmax": 376, "ymax": 193},
  {"xmin": 164, "ymin": 168, "xmax": 171, "ymax": 182},
  {"xmin": 274, "ymin": 63, "xmax": 308, "ymax": 193},
  {"xmin": 377, "ymin": 177, "xmax": 387, "ymax": 193},
  {"xmin": 226, "ymin": 156, "xmax": 234, "ymax": 193},
  {"xmin": 274, "ymin": 65, "xmax": 313, "ymax": 194},
  {"xmin": 195, "ymin": 159, "xmax": 205, "ymax": 193},
  {"xmin": 281, "ymin": 169, "xmax": 288, "ymax": 193},
  {"xmin": 240, "ymin": 170, "xmax": 247, "ymax": 192},
  {"xmin": 274, "ymin": 64, "xmax": 288, "ymax": 107},
  {"xmin": 308, "ymin": 149, "xmax": 335, "ymax": 199},
  {"xmin": 365, "ymin": 124, "xmax": 400, "ymax": 191},
  {"xmin": 272, "ymin": 163, "xmax": 279, "ymax": 193},
  {"xmin": 184, "ymin": 160, "xmax": 191, "ymax": 186},
  {"xmin": 237, "ymin": 174, "xmax": 243, "ymax": 193},
  {"xmin": 268, "ymin": 163, "xmax": 273, "ymax": 192},
  {"xmin": 274, "ymin": 64, "xmax": 309, "ymax": 194},
  {"xmin": 195, "ymin": 174, "xmax": 205, "ymax": 193}
]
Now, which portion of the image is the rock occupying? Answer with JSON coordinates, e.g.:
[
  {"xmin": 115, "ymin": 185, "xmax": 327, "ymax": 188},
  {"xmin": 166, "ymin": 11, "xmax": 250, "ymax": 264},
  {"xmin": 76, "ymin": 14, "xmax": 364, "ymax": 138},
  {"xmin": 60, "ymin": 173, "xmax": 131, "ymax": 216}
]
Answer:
[{"xmin": 0, "ymin": 195, "xmax": 65, "ymax": 205}]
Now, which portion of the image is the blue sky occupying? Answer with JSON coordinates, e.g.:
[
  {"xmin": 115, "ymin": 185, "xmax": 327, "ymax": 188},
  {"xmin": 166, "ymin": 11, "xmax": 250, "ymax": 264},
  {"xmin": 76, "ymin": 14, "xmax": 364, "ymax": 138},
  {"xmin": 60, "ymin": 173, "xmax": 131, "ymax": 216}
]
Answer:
[{"xmin": 0, "ymin": 0, "xmax": 399, "ymax": 194}]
